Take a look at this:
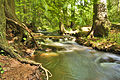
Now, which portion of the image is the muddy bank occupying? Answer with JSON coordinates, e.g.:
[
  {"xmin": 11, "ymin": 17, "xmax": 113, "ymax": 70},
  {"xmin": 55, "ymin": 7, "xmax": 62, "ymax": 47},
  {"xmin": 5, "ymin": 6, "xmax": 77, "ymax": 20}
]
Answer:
[
  {"xmin": 0, "ymin": 55, "xmax": 45, "ymax": 80},
  {"xmin": 76, "ymin": 37, "xmax": 120, "ymax": 54}
]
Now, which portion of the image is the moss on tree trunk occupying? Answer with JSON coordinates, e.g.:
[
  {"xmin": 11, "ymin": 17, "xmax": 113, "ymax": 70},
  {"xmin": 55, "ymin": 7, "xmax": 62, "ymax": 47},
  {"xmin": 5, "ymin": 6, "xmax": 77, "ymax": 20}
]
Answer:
[
  {"xmin": 0, "ymin": 0, "xmax": 7, "ymax": 45},
  {"xmin": 87, "ymin": 0, "xmax": 110, "ymax": 37},
  {"xmin": 93, "ymin": 0, "xmax": 110, "ymax": 37}
]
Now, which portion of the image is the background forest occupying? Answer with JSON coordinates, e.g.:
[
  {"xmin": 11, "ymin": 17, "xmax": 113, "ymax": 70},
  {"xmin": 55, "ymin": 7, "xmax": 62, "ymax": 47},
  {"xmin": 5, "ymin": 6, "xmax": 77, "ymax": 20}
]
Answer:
[
  {"xmin": 15, "ymin": 0, "xmax": 120, "ymax": 30},
  {"xmin": 14, "ymin": 0, "xmax": 120, "ymax": 44}
]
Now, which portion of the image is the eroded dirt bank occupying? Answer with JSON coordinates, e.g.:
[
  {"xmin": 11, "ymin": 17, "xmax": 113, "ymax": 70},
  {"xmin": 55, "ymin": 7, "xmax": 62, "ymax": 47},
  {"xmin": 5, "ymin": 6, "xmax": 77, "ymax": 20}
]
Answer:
[{"xmin": 0, "ymin": 55, "xmax": 45, "ymax": 80}]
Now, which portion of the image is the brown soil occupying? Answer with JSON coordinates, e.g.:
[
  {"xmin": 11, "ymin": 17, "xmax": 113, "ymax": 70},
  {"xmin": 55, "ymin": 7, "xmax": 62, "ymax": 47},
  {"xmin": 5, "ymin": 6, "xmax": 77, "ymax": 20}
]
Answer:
[{"xmin": 0, "ymin": 55, "xmax": 45, "ymax": 80}]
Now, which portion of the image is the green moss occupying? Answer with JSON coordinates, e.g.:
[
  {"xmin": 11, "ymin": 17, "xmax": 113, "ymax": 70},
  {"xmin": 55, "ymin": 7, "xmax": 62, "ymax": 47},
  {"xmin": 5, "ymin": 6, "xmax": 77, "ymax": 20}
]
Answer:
[{"xmin": 0, "ymin": 65, "xmax": 4, "ymax": 77}]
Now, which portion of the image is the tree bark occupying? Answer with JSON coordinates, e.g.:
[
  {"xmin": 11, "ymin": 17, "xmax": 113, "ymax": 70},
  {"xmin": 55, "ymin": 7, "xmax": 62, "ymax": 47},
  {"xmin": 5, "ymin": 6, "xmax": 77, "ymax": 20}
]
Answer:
[
  {"xmin": 93, "ymin": 0, "xmax": 110, "ymax": 37},
  {"xmin": 59, "ymin": 21, "xmax": 65, "ymax": 35},
  {"xmin": 87, "ymin": 0, "xmax": 110, "ymax": 37},
  {"xmin": 0, "ymin": 0, "xmax": 7, "ymax": 45},
  {"xmin": 59, "ymin": 9, "xmax": 66, "ymax": 35}
]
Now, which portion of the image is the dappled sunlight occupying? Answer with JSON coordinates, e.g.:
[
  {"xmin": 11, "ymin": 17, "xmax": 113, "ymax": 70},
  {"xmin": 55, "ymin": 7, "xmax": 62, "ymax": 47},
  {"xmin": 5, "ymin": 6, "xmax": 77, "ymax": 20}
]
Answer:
[
  {"xmin": 81, "ymin": 27, "xmax": 91, "ymax": 31},
  {"xmin": 40, "ymin": 52, "xmax": 59, "ymax": 57}
]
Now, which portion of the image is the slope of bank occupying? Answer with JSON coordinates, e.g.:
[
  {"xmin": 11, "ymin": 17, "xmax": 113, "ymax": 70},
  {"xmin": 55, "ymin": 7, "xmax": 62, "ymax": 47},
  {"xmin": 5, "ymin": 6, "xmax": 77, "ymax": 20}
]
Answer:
[
  {"xmin": 76, "ymin": 37, "xmax": 120, "ymax": 54},
  {"xmin": 0, "ymin": 55, "xmax": 45, "ymax": 80}
]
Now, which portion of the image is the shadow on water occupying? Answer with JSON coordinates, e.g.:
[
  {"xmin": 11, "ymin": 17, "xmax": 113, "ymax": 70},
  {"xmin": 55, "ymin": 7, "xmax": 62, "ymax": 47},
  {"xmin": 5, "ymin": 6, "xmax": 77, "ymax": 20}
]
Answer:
[{"xmin": 32, "ymin": 42, "xmax": 120, "ymax": 80}]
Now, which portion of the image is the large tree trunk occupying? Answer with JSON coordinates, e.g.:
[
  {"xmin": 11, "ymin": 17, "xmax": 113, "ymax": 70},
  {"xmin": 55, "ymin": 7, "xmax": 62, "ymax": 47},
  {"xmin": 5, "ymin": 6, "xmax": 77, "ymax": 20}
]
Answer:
[
  {"xmin": 59, "ymin": 9, "xmax": 66, "ymax": 35},
  {"xmin": 5, "ymin": 0, "xmax": 19, "ymax": 21},
  {"xmin": 0, "ymin": 0, "xmax": 22, "ymax": 58},
  {"xmin": 5, "ymin": 0, "xmax": 24, "ymax": 42},
  {"xmin": 93, "ymin": 0, "xmax": 110, "ymax": 37},
  {"xmin": 0, "ymin": 0, "xmax": 7, "ymax": 45},
  {"xmin": 87, "ymin": 0, "xmax": 110, "ymax": 37},
  {"xmin": 0, "ymin": 0, "xmax": 26, "ymax": 58}
]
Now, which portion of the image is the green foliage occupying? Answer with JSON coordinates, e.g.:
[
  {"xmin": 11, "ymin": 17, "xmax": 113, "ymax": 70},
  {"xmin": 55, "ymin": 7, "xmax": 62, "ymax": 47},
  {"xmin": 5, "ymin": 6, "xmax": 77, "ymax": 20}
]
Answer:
[
  {"xmin": 15, "ymin": 0, "xmax": 93, "ymax": 31},
  {"xmin": 0, "ymin": 50, "xmax": 5, "ymax": 56},
  {"xmin": 1, "ymin": 70, "xmax": 4, "ymax": 74},
  {"xmin": 0, "ymin": 50, "xmax": 4, "ymax": 53},
  {"xmin": 107, "ymin": 0, "xmax": 120, "ymax": 23},
  {"xmin": 0, "ymin": 66, "xmax": 4, "ymax": 78},
  {"xmin": 108, "ymin": 32, "xmax": 120, "ymax": 44},
  {"xmin": 23, "ymin": 37, "xmax": 27, "ymax": 41},
  {"xmin": 94, "ymin": 32, "xmax": 120, "ymax": 44}
]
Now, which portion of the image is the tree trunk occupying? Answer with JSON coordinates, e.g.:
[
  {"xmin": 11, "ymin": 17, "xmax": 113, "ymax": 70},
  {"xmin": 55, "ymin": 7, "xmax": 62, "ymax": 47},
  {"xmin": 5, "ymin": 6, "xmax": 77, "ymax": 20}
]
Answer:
[
  {"xmin": 0, "ymin": 0, "xmax": 7, "ymax": 45},
  {"xmin": 5, "ymin": 0, "xmax": 24, "ymax": 42},
  {"xmin": 93, "ymin": 0, "xmax": 110, "ymax": 37},
  {"xmin": 59, "ymin": 21, "xmax": 65, "ymax": 35},
  {"xmin": 0, "ymin": 0, "xmax": 21, "ymax": 58},
  {"xmin": 59, "ymin": 9, "xmax": 66, "ymax": 35},
  {"xmin": 87, "ymin": 0, "xmax": 110, "ymax": 37}
]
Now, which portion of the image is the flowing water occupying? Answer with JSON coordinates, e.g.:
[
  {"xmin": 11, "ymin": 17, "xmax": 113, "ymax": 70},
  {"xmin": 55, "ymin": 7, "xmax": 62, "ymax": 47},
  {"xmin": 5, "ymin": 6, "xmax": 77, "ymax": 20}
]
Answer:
[{"xmin": 32, "ymin": 41, "xmax": 120, "ymax": 80}]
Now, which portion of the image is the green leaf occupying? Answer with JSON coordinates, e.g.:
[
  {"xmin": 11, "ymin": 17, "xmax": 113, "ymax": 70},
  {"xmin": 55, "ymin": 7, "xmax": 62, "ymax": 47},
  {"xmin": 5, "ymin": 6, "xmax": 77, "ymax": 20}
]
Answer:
[
  {"xmin": 0, "ymin": 50, "xmax": 4, "ymax": 53},
  {"xmin": 1, "ymin": 71, "xmax": 4, "ymax": 74},
  {"xmin": 1, "ymin": 54, "xmax": 4, "ymax": 56},
  {"xmin": 0, "ymin": 67, "xmax": 2, "ymax": 70},
  {"xmin": 23, "ymin": 38, "xmax": 27, "ymax": 41},
  {"xmin": 25, "ymin": 32, "xmax": 28, "ymax": 35}
]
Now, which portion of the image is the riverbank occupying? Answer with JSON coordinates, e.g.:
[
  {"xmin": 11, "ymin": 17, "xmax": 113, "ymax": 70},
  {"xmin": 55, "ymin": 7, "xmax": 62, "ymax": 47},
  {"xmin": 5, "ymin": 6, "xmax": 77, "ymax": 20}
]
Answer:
[
  {"xmin": 0, "ymin": 55, "xmax": 45, "ymax": 80},
  {"xmin": 76, "ymin": 26, "xmax": 120, "ymax": 54},
  {"xmin": 76, "ymin": 37, "xmax": 120, "ymax": 54}
]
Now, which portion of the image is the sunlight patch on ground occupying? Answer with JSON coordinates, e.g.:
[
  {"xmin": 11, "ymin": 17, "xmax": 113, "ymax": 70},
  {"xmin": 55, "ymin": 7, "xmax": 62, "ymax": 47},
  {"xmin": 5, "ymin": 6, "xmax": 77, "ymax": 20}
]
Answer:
[{"xmin": 81, "ymin": 27, "xmax": 91, "ymax": 31}]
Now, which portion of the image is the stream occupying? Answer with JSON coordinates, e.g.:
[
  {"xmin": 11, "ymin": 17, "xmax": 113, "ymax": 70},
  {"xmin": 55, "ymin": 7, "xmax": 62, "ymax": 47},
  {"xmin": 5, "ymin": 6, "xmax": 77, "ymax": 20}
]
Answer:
[{"xmin": 32, "ymin": 41, "xmax": 120, "ymax": 80}]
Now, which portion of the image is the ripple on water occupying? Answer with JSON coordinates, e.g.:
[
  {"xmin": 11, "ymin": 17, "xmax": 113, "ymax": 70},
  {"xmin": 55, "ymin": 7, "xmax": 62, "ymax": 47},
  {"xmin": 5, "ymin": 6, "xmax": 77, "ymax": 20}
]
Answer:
[{"xmin": 32, "ymin": 42, "xmax": 120, "ymax": 80}]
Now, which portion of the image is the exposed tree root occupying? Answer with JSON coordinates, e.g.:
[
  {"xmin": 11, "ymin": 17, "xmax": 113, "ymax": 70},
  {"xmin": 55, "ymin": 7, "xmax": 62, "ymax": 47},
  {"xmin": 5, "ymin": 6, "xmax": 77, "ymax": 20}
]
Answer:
[
  {"xmin": 86, "ymin": 24, "xmax": 94, "ymax": 37},
  {"xmin": 6, "ymin": 17, "xmax": 39, "ymax": 49},
  {"xmin": 0, "ymin": 43, "xmax": 52, "ymax": 80}
]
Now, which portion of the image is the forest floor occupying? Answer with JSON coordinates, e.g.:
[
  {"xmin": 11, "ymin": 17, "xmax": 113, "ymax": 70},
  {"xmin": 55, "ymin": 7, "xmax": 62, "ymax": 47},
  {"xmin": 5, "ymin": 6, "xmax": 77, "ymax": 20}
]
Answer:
[
  {"xmin": 0, "ymin": 55, "xmax": 45, "ymax": 80},
  {"xmin": 76, "ymin": 27, "xmax": 120, "ymax": 54}
]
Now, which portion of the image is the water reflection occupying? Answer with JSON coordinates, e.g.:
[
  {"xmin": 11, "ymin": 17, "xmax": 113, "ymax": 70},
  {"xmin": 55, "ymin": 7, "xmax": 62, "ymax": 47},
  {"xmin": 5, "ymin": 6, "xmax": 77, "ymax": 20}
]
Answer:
[{"xmin": 32, "ymin": 42, "xmax": 120, "ymax": 80}]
